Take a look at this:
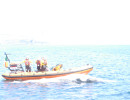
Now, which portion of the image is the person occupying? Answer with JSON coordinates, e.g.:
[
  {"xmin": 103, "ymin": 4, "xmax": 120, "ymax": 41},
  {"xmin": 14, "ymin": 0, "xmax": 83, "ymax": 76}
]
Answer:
[
  {"xmin": 23, "ymin": 57, "xmax": 32, "ymax": 72},
  {"xmin": 52, "ymin": 64, "xmax": 63, "ymax": 71},
  {"xmin": 36, "ymin": 59, "xmax": 41, "ymax": 71},
  {"xmin": 40, "ymin": 57, "xmax": 48, "ymax": 71}
]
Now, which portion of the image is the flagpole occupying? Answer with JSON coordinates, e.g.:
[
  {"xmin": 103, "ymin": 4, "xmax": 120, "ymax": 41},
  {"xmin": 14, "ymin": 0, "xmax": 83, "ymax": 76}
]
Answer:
[{"xmin": 4, "ymin": 52, "xmax": 10, "ymax": 67}]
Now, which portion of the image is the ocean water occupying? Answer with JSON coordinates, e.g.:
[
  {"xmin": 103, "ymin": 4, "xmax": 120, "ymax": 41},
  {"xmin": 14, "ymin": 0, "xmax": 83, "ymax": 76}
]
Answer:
[{"xmin": 0, "ymin": 45, "xmax": 130, "ymax": 100}]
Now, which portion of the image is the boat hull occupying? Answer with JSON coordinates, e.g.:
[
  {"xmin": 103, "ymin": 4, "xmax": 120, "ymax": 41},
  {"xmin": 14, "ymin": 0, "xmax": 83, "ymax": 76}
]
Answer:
[{"xmin": 2, "ymin": 65, "xmax": 93, "ymax": 80}]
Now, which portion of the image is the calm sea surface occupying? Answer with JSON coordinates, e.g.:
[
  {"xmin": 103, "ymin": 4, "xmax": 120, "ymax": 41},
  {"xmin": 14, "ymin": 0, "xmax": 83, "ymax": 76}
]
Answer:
[{"xmin": 0, "ymin": 45, "xmax": 130, "ymax": 100}]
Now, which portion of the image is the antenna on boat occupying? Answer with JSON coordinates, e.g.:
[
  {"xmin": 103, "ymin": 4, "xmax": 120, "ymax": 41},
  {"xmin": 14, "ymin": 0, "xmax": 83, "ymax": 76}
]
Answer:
[{"xmin": 4, "ymin": 52, "xmax": 11, "ymax": 55}]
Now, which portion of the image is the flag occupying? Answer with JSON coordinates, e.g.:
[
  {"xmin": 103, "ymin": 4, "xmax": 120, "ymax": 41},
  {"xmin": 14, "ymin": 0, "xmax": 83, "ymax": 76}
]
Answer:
[{"xmin": 5, "ymin": 61, "xmax": 9, "ymax": 68}]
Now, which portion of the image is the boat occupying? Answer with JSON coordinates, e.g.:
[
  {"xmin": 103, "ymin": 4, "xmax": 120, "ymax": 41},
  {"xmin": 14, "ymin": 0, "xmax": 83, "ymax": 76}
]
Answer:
[
  {"xmin": 2, "ymin": 64, "xmax": 93, "ymax": 80},
  {"xmin": 2, "ymin": 53, "xmax": 93, "ymax": 80}
]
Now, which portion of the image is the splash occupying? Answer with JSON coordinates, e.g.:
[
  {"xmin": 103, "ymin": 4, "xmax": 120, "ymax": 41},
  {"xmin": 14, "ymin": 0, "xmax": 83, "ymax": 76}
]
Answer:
[{"xmin": 54, "ymin": 74, "xmax": 116, "ymax": 83}]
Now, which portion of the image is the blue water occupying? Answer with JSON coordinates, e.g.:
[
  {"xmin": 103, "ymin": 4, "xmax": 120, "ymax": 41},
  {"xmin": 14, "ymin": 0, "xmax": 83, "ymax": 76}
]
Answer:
[{"xmin": 0, "ymin": 45, "xmax": 130, "ymax": 100}]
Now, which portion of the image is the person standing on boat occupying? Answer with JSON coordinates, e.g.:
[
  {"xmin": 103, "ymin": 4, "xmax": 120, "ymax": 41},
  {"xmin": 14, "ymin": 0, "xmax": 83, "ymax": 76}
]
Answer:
[
  {"xmin": 36, "ymin": 59, "xmax": 41, "ymax": 71},
  {"xmin": 40, "ymin": 57, "xmax": 48, "ymax": 71},
  {"xmin": 23, "ymin": 57, "xmax": 32, "ymax": 72}
]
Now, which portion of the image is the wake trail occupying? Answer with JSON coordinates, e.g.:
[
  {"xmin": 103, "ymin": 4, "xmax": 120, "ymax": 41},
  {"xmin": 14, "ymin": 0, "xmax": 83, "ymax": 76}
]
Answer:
[{"xmin": 11, "ymin": 74, "xmax": 116, "ymax": 84}]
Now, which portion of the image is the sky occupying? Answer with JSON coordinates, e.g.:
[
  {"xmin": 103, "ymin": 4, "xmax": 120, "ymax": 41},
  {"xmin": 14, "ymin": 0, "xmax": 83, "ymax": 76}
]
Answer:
[{"xmin": 0, "ymin": 0, "xmax": 130, "ymax": 45}]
